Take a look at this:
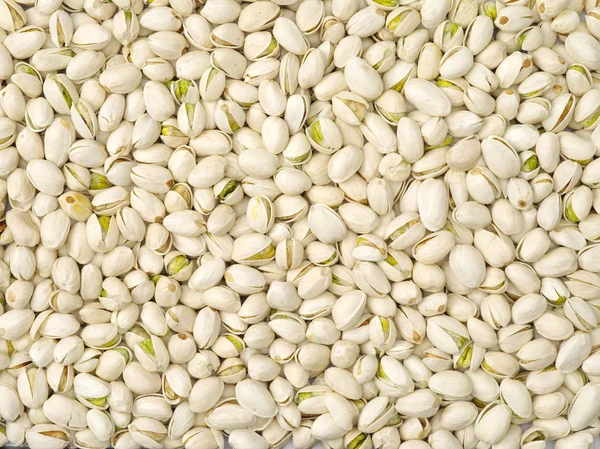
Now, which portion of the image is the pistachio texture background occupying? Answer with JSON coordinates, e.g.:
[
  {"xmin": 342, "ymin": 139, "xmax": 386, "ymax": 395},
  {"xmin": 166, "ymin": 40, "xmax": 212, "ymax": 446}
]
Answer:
[{"xmin": 6, "ymin": 1, "xmax": 600, "ymax": 449}]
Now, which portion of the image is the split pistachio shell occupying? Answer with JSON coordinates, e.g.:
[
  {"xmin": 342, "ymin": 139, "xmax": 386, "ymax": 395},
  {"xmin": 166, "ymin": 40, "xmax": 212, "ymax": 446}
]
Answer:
[
  {"xmin": 568, "ymin": 383, "xmax": 600, "ymax": 430},
  {"xmin": 474, "ymin": 402, "xmax": 512, "ymax": 444}
]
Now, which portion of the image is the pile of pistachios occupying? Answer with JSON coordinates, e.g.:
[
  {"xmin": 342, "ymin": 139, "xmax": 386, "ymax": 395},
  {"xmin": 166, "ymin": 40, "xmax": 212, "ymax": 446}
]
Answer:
[{"xmin": 5, "ymin": 0, "xmax": 600, "ymax": 448}]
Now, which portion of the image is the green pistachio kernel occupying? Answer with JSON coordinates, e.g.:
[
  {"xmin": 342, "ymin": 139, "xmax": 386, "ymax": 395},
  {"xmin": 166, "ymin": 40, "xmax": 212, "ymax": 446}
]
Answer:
[
  {"xmin": 481, "ymin": 360, "xmax": 496, "ymax": 374},
  {"xmin": 436, "ymin": 77, "xmax": 463, "ymax": 92},
  {"xmin": 16, "ymin": 64, "xmax": 37, "ymax": 76},
  {"xmin": 571, "ymin": 65, "xmax": 587, "ymax": 75},
  {"xmin": 581, "ymin": 105, "xmax": 600, "ymax": 128},
  {"xmin": 206, "ymin": 68, "xmax": 219, "ymax": 87},
  {"xmin": 521, "ymin": 155, "xmax": 539, "ymax": 173},
  {"xmin": 456, "ymin": 343, "xmax": 473, "ymax": 368},
  {"xmin": 168, "ymin": 255, "xmax": 190, "ymax": 274},
  {"xmin": 296, "ymin": 392, "xmax": 314, "ymax": 403},
  {"xmin": 377, "ymin": 363, "xmax": 388, "ymax": 379},
  {"xmin": 100, "ymin": 334, "xmax": 120, "ymax": 349},
  {"xmin": 348, "ymin": 433, "xmax": 368, "ymax": 449},
  {"xmin": 384, "ymin": 254, "xmax": 398, "ymax": 267},
  {"xmin": 287, "ymin": 152, "xmax": 311, "ymax": 164},
  {"xmin": 523, "ymin": 431, "xmax": 546, "ymax": 443},
  {"xmin": 218, "ymin": 363, "xmax": 245, "ymax": 376},
  {"xmin": 114, "ymin": 348, "xmax": 130, "ymax": 361},
  {"xmin": 386, "ymin": 412, "xmax": 402, "ymax": 426},
  {"xmin": 84, "ymin": 396, "xmax": 107, "ymax": 407},
  {"xmin": 377, "ymin": 107, "xmax": 404, "ymax": 123},
  {"xmin": 258, "ymin": 38, "xmax": 278, "ymax": 58},
  {"xmin": 224, "ymin": 335, "xmax": 244, "ymax": 352},
  {"xmin": 380, "ymin": 317, "xmax": 390, "ymax": 339},
  {"xmin": 389, "ymin": 218, "xmax": 420, "ymax": 241},
  {"xmin": 139, "ymin": 338, "xmax": 156, "ymax": 356},
  {"xmin": 90, "ymin": 173, "xmax": 112, "ymax": 190},
  {"xmin": 442, "ymin": 327, "xmax": 468, "ymax": 350},
  {"xmin": 425, "ymin": 135, "xmax": 453, "ymax": 151},
  {"xmin": 98, "ymin": 216, "xmax": 111, "ymax": 234},
  {"xmin": 387, "ymin": 10, "xmax": 411, "ymax": 32},
  {"xmin": 319, "ymin": 251, "xmax": 338, "ymax": 265},
  {"xmin": 175, "ymin": 80, "xmax": 191, "ymax": 101},
  {"xmin": 390, "ymin": 72, "xmax": 411, "ymax": 92},
  {"xmin": 373, "ymin": 0, "xmax": 396, "ymax": 6},
  {"xmin": 547, "ymin": 292, "xmax": 566, "ymax": 306},
  {"xmin": 185, "ymin": 103, "xmax": 195, "ymax": 125},
  {"xmin": 443, "ymin": 22, "xmax": 459, "ymax": 42},
  {"xmin": 219, "ymin": 104, "xmax": 239, "ymax": 131},
  {"xmin": 218, "ymin": 180, "xmax": 238, "ymax": 200},
  {"xmin": 331, "ymin": 274, "xmax": 342, "ymax": 285},
  {"xmin": 341, "ymin": 98, "xmax": 367, "ymax": 118},
  {"xmin": 161, "ymin": 125, "xmax": 185, "ymax": 137},
  {"xmin": 246, "ymin": 245, "xmax": 275, "ymax": 261},
  {"xmin": 75, "ymin": 100, "xmax": 93, "ymax": 129},
  {"xmin": 130, "ymin": 326, "xmax": 150, "ymax": 340},
  {"xmin": 372, "ymin": 59, "xmax": 384, "ymax": 71},
  {"xmin": 521, "ymin": 87, "xmax": 546, "ymax": 98},
  {"xmin": 565, "ymin": 203, "xmax": 579, "ymax": 223},
  {"xmin": 173, "ymin": 184, "xmax": 192, "ymax": 204},
  {"xmin": 58, "ymin": 82, "xmax": 73, "ymax": 108},
  {"xmin": 310, "ymin": 120, "xmax": 324, "ymax": 143},
  {"xmin": 482, "ymin": 1, "xmax": 497, "ymax": 20}
]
